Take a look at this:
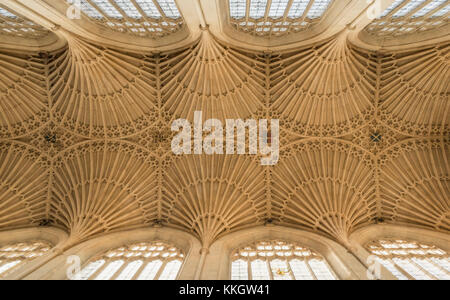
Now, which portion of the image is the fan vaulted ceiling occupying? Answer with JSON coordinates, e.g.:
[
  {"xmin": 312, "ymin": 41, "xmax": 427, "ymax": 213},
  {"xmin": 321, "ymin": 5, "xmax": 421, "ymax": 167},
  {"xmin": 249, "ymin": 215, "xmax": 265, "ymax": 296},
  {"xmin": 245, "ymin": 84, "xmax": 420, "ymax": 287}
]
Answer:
[{"xmin": 0, "ymin": 0, "xmax": 448, "ymax": 249}]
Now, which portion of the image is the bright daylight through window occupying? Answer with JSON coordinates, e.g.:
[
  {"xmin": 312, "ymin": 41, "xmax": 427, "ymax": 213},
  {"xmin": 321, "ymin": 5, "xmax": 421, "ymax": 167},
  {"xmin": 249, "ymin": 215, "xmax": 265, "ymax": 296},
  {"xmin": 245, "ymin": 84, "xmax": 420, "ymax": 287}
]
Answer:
[
  {"xmin": 365, "ymin": 0, "xmax": 449, "ymax": 37},
  {"xmin": 73, "ymin": 242, "xmax": 184, "ymax": 280},
  {"xmin": 231, "ymin": 241, "xmax": 336, "ymax": 280},
  {"xmin": 0, "ymin": 0, "xmax": 448, "ymax": 284},
  {"xmin": 66, "ymin": 0, "xmax": 184, "ymax": 37},
  {"xmin": 367, "ymin": 240, "xmax": 450, "ymax": 280},
  {"xmin": 229, "ymin": 0, "xmax": 333, "ymax": 36}
]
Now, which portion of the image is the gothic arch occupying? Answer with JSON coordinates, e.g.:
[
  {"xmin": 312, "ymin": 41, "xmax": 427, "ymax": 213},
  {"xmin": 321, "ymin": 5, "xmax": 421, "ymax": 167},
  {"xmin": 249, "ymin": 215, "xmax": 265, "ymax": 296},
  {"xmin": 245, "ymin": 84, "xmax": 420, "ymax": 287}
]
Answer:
[{"xmin": 203, "ymin": 225, "xmax": 367, "ymax": 280}]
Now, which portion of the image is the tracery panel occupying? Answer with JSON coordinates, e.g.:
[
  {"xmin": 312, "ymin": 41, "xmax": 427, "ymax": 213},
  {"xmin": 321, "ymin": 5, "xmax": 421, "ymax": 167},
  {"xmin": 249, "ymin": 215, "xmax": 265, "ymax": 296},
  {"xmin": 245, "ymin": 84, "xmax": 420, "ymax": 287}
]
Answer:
[
  {"xmin": 231, "ymin": 240, "xmax": 337, "ymax": 280},
  {"xmin": 367, "ymin": 239, "xmax": 450, "ymax": 280},
  {"xmin": 73, "ymin": 241, "xmax": 184, "ymax": 280}
]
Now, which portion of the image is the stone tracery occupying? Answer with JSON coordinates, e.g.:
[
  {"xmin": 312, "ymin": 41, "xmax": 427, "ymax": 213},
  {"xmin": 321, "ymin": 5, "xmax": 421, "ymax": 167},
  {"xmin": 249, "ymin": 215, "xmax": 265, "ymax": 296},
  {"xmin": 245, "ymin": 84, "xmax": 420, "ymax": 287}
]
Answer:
[{"xmin": 0, "ymin": 1, "xmax": 447, "ymax": 253}]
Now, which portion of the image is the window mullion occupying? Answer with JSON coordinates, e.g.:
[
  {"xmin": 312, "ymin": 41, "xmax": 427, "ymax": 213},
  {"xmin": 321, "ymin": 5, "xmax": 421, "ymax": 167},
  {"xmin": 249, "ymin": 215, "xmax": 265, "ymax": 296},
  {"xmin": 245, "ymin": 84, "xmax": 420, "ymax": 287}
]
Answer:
[
  {"xmin": 287, "ymin": 259, "xmax": 295, "ymax": 280},
  {"xmin": 85, "ymin": 0, "xmax": 114, "ymax": 22},
  {"xmin": 427, "ymin": 258, "xmax": 450, "ymax": 277},
  {"xmin": 301, "ymin": 0, "xmax": 315, "ymax": 22},
  {"xmin": 323, "ymin": 259, "xmax": 337, "ymax": 280},
  {"xmin": 282, "ymin": 0, "xmax": 295, "ymax": 19}
]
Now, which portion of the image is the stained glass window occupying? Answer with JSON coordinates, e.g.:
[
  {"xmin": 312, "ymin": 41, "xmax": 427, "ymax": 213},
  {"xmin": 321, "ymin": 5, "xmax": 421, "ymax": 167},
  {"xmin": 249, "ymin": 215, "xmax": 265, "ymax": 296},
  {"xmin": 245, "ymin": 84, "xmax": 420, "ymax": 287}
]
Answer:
[{"xmin": 231, "ymin": 240, "xmax": 337, "ymax": 280}]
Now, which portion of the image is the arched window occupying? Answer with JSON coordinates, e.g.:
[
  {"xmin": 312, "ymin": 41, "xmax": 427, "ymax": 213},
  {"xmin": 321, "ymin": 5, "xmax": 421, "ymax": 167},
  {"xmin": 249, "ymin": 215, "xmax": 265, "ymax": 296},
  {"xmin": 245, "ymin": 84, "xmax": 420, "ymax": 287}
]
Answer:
[
  {"xmin": 365, "ymin": 0, "xmax": 449, "ymax": 37},
  {"xmin": 64, "ymin": 0, "xmax": 184, "ymax": 38},
  {"xmin": 367, "ymin": 240, "xmax": 450, "ymax": 280},
  {"xmin": 231, "ymin": 240, "xmax": 336, "ymax": 280},
  {"xmin": 0, "ymin": 241, "xmax": 51, "ymax": 278},
  {"xmin": 229, "ymin": 0, "xmax": 334, "ymax": 37},
  {"xmin": 74, "ymin": 241, "xmax": 184, "ymax": 280}
]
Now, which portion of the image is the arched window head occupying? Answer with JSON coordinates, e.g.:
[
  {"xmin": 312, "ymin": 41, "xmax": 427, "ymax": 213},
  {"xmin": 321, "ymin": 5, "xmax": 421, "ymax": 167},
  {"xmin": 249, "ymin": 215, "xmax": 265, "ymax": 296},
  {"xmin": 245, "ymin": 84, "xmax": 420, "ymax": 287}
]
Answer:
[
  {"xmin": 231, "ymin": 240, "xmax": 336, "ymax": 280},
  {"xmin": 0, "ymin": 241, "xmax": 51, "ymax": 278},
  {"xmin": 65, "ymin": 0, "xmax": 184, "ymax": 38},
  {"xmin": 367, "ymin": 240, "xmax": 450, "ymax": 280},
  {"xmin": 74, "ymin": 241, "xmax": 184, "ymax": 280}
]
